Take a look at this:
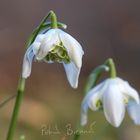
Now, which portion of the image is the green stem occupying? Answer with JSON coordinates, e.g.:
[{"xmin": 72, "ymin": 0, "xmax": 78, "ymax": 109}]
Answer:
[
  {"xmin": 73, "ymin": 125, "xmax": 83, "ymax": 140},
  {"xmin": 49, "ymin": 10, "xmax": 58, "ymax": 28},
  {"xmin": 73, "ymin": 132, "xmax": 81, "ymax": 140},
  {"xmin": 84, "ymin": 65, "xmax": 109, "ymax": 93},
  {"xmin": 26, "ymin": 11, "xmax": 52, "ymax": 47},
  {"xmin": 57, "ymin": 22, "xmax": 67, "ymax": 29},
  {"xmin": 43, "ymin": 22, "xmax": 67, "ymax": 29},
  {"xmin": 105, "ymin": 58, "xmax": 117, "ymax": 78},
  {"xmin": 6, "ymin": 77, "xmax": 25, "ymax": 140},
  {"xmin": 26, "ymin": 10, "xmax": 58, "ymax": 47}
]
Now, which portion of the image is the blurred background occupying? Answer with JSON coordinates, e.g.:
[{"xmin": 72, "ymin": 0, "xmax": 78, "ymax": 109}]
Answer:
[{"xmin": 0, "ymin": 0, "xmax": 140, "ymax": 140}]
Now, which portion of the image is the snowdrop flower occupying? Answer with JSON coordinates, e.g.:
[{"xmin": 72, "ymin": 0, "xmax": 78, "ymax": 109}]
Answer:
[
  {"xmin": 81, "ymin": 77, "xmax": 140, "ymax": 127},
  {"xmin": 22, "ymin": 28, "xmax": 84, "ymax": 88}
]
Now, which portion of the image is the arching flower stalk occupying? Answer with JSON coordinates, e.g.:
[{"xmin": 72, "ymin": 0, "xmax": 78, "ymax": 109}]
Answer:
[{"xmin": 7, "ymin": 10, "xmax": 83, "ymax": 140}]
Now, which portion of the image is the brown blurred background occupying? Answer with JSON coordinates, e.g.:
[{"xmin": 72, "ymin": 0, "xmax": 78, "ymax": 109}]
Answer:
[{"xmin": 0, "ymin": 0, "xmax": 140, "ymax": 140}]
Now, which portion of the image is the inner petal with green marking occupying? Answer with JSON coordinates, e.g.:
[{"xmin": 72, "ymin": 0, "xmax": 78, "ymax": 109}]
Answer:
[
  {"xmin": 123, "ymin": 97, "xmax": 129, "ymax": 105},
  {"xmin": 45, "ymin": 42, "xmax": 71, "ymax": 64},
  {"xmin": 96, "ymin": 100, "xmax": 103, "ymax": 110}
]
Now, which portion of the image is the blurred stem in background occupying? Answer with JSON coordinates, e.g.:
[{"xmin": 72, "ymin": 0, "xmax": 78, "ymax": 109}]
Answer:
[
  {"xmin": 6, "ymin": 10, "xmax": 60, "ymax": 140},
  {"xmin": 0, "ymin": 94, "xmax": 17, "ymax": 108},
  {"xmin": 6, "ymin": 78, "xmax": 25, "ymax": 140},
  {"xmin": 73, "ymin": 58, "xmax": 117, "ymax": 140}
]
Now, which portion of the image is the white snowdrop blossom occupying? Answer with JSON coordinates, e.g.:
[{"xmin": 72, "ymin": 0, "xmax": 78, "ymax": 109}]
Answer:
[
  {"xmin": 22, "ymin": 29, "xmax": 84, "ymax": 88},
  {"xmin": 81, "ymin": 77, "xmax": 140, "ymax": 127}
]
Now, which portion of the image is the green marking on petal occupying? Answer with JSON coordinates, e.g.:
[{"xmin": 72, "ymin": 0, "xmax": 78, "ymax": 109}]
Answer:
[
  {"xmin": 45, "ymin": 42, "xmax": 70, "ymax": 63},
  {"xmin": 96, "ymin": 100, "xmax": 103, "ymax": 109},
  {"xmin": 124, "ymin": 98, "xmax": 129, "ymax": 105}
]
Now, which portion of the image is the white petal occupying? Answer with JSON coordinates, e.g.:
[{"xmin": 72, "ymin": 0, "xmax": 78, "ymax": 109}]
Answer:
[
  {"xmin": 118, "ymin": 78, "xmax": 140, "ymax": 104},
  {"xmin": 80, "ymin": 109, "xmax": 88, "ymax": 126},
  {"xmin": 32, "ymin": 42, "xmax": 41, "ymax": 55},
  {"xmin": 63, "ymin": 62, "xmax": 80, "ymax": 88},
  {"xmin": 87, "ymin": 81, "xmax": 107, "ymax": 111},
  {"xmin": 81, "ymin": 80, "xmax": 106, "ymax": 126},
  {"xmin": 127, "ymin": 100, "xmax": 140, "ymax": 125},
  {"xmin": 34, "ymin": 34, "xmax": 45, "ymax": 43},
  {"xmin": 36, "ymin": 29, "xmax": 60, "ymax": 60},
  {"xmin": 58, "ymin": 29, "xmax": 84, "ymax": 68},
  {"xmin": 83, "ymin": 81, "xmax": 105, "ymax": 110},
  {"xmin": 22, "ymin": 46, "xmax": 34, "ymax": 78},
  {"xmin": 103, "ymin": 82, "xmax": 125, "ymax": 127}
]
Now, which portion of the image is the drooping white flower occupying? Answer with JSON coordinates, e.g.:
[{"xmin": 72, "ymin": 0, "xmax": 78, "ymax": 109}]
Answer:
[
  {"xmin": 22, "ymin": 29, "xmax": 84, "ymax": 88},
  {"xmin": 81, "ymin": 77, "xmax": 140, "ymax": 127}
]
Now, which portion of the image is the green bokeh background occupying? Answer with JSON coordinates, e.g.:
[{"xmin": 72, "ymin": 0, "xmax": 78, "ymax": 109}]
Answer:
[{"xmin": 0, "ymin": 0, "xmax": 140, "ymax": 139}]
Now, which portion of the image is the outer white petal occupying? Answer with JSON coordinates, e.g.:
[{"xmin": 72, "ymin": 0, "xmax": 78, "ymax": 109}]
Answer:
[
  {"xmin": 34, "ymin": 34, "xmax": 45, "ymax": 43},
  {"xmin": 32, "ymin": 42, "xmax": 41, "ymax": 55},
  {"xmin": 36, "ymin": 29, "xmax": 60, "ymax": 60},
  {"xmin": 127, "ymin": 100, "xmax": 140, "ymax": 125},
  {"xmin": 103, "ymin": 80, "xmax": 125, "ymax": 127},
  {"xmin": 58, "ymin": 29, "xmax": 84, "ymax": 68},
  {"xmin": 81, "ymin": 109, "xmax": 88, "ymax": 126},
  {"xmin": 63, "ymin": 62, "xmax": 80, "ymax": 88},
  {"xmin": 81, "ymin": 80, "xmax": 106, "ymax": 126},
  {"xmin": 22, "ymin": 46, "xmax": 34, "ymax": 78},
  {"xmin": 88, "ymin": 80, "xmax": 108, "ymax": 111},
  {"xmin": 117, "ymin": 78, "xmax": 140, "ymax": 104}
]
